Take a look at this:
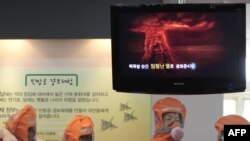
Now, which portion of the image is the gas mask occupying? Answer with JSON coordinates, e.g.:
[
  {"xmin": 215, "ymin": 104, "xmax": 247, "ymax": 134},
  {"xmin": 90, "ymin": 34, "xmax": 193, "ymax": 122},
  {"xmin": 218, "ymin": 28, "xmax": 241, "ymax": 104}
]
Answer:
[
  {"xmin": 155, "ymin": 112, "xmax": 184, "ymax": 141},
  {"xmin": 28, "ymin": 127, "xmax": 36, "ymax": 141},
  {"xmin": 79, "ymin": 133, "xmax": 94, "ymax": 141},
  {"xmin": 63, "ymin": 128, "xmax": 94, "ymax": 141}
]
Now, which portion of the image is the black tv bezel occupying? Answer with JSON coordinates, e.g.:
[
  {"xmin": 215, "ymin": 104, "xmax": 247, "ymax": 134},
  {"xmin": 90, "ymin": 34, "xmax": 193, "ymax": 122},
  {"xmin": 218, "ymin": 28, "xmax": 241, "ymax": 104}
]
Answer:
[{"xmin": 110, "ymin": 3, "xmax": 246, "ymax": 94}]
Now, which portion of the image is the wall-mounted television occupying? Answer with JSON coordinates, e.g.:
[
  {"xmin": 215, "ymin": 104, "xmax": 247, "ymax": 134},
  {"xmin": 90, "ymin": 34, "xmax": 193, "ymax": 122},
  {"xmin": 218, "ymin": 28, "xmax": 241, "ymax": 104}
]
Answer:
[{"xmin": 111, "ymin": 4, "xmax": 246, "ymax": 94}]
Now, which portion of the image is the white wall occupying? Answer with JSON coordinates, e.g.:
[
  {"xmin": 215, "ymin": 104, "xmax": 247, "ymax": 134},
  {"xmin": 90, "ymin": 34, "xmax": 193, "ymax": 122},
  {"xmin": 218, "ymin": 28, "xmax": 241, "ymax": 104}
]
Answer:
[{"xmin": 0, "ymin": 39, "xmax": 111, "ymax": 68}]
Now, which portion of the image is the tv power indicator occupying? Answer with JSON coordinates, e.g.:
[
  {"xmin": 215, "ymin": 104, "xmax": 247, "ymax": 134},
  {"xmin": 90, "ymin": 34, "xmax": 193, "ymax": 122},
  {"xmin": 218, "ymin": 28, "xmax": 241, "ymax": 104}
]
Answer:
[{"xmin": 174, "ymin": 82, "xmax": 185, "ymax": 86}]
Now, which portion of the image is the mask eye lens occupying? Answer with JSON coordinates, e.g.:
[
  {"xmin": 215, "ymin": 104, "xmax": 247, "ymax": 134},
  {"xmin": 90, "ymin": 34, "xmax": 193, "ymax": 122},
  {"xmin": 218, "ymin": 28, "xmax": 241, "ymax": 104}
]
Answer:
[
  {"xmin": 28, "ymin": 127, "xmax": 36, "ymax": 141},
  {"xmin": 163, "ymin": 114, "xmax": 172, "ymax": 121},
  {"xmin": 79, "ymin": 134, "xmax": 93, "ymax": 141}
]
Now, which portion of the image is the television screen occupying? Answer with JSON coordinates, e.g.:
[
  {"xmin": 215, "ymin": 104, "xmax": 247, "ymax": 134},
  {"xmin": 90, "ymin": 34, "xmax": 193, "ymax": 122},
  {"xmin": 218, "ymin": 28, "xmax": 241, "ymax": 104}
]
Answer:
[{"xmin": 111, "ymin": 4, "xmax": 246, "ymax": 94}]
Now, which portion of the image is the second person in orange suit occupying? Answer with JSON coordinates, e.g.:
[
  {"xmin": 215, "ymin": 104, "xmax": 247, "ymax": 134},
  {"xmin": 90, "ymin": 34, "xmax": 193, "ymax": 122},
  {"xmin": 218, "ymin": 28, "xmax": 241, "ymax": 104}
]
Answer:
[
  {"xmin": 63, "ymin": 115, "xmax": 94, "ymax": 141},
  {"xmin": 151, "ymin": 97, "xmax": 186, "ymax": 141}
]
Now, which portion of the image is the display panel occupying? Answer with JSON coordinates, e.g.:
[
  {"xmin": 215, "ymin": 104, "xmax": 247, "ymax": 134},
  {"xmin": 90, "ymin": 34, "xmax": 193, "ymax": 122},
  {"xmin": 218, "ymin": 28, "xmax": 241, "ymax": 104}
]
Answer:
[{"xmin": 111, "ymin": 4, "xmax": 246, "ymax": 94}]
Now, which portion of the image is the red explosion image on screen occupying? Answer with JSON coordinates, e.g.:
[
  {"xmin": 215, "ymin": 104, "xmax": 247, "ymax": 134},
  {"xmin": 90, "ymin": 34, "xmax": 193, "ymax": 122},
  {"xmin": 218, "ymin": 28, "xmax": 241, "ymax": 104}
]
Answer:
[
  {"xmin": 130, "ymin": 13, "xmax": 216, "ymax": 65},
  {"xmin": 119, "ymin": 12, "xmax": 231, "ymax": 77}
]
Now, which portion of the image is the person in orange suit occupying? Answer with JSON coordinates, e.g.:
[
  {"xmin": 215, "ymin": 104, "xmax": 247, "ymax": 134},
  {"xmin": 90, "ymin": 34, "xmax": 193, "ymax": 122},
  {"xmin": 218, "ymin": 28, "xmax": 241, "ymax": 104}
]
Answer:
[
  {"xmin": 152, "ymin": 97, "xmax": 186, "ymax": 141},
  {"xmin": 215, "ymin": 114, "xmax": 250, "ymax": 141},
  {"xmin": 5, "ymin": 105, "xmax": 37, "ymax": 141},
  {"xmin": 0, "ymin": 105, "xmax": 43, "ymax": 141},
  {"xmin": 63, "ymin": 115, "xmax": 94, "ymax": 141}
]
